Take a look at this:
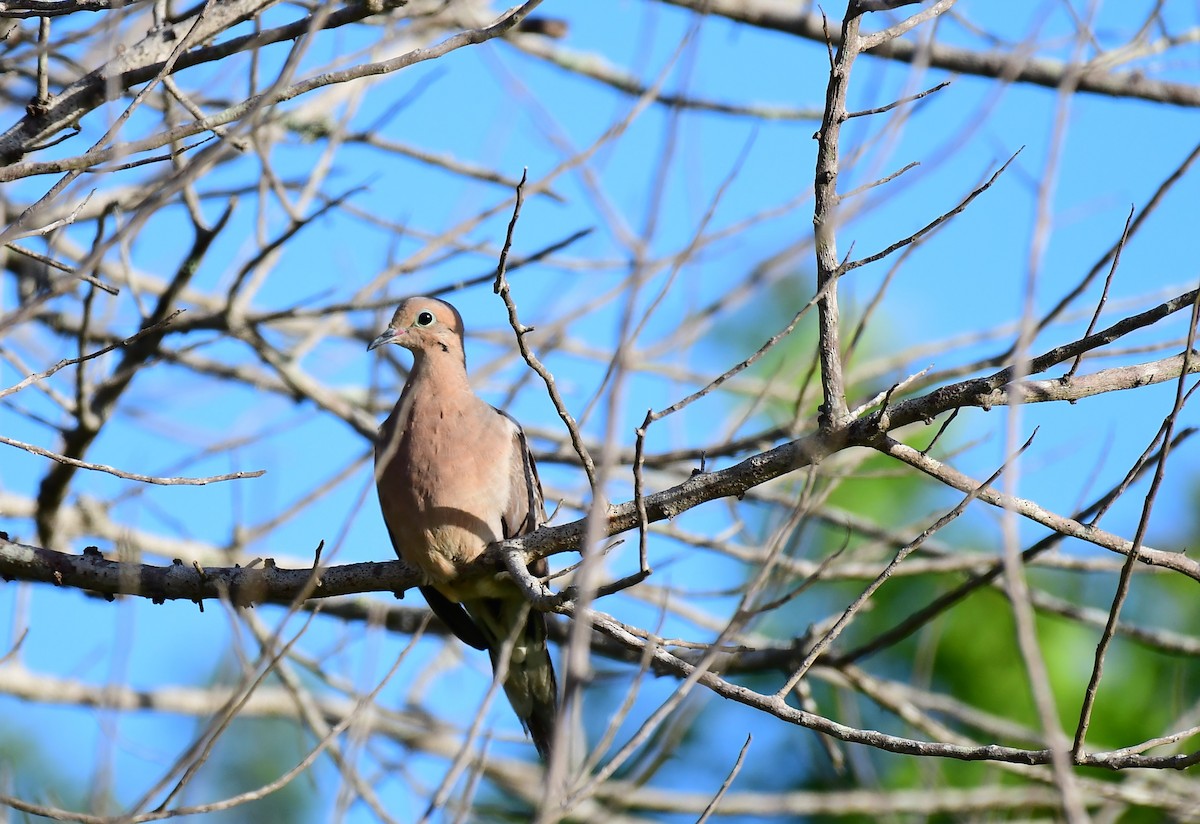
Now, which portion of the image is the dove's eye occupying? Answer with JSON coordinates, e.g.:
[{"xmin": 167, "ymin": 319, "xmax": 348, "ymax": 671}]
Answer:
[{"xmin": 415, "ymin": 311, "xmax": 435, "ymax": 327}]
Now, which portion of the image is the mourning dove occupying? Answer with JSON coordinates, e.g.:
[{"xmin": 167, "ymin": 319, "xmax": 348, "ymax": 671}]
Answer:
[{"xmin": 369, "ymin": 296, "xmax": 558, "ymax": 760}]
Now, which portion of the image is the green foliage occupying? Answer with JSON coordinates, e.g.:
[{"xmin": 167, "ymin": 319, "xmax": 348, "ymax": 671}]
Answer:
[
  {"xmin": 0, "ymin": 729, "xmax": 77, "ymax": 808},
  {"xmin": 200, "ymin": 716, "xmax": 317, "ymax": 824},
  {"xmin": 689, "ymin": 279, "xmax": 1200, "ymax": 816}
]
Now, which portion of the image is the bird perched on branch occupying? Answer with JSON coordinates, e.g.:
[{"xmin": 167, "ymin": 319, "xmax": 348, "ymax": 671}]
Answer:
[{"xmin": 369, "ymin": 296, "xmax": 558, "ymax": 760}]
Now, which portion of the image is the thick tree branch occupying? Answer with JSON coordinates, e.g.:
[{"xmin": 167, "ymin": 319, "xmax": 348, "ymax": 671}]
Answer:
[{"xmin": 657, "ymin": 0, "xmax": 1200, "ymax": 107}]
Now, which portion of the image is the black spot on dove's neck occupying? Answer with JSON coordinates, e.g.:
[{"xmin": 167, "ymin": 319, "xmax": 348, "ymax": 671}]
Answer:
[{"xmin": 408, "ymin": 343, "xmax": 471, "ymax": 397}]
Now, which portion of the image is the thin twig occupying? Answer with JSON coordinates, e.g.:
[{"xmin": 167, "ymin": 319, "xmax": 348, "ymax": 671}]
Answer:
[
  {"xmin": 493, "ymin": 169, "xmax": 599, "ymax": 490},
  {"xmin": 5, "ymin": 243, "xmax": 118, "ymax": 295},
  {"xmin": 1072, "ymin": 290, "xmax": 1200, "ymax": 757},
  {"xmin": 839, "ymin": 149, "xmax": 1020, "ymax": 276},
  {"xmin": 696, "ymin": 734, "xmax": 752, "ymax": 824},
  {"xmin": 0, "ymin": 435, "xmax": 263, "ymax": 485},
  {"xmin": 776, "ymin": 429, "xmax": 1038, "ymax": 695},
  {"xmin": 1065, "ymin": 206, "xmax": 1134, "ymax": 379},
  {"xmin": 0, "ymin": 309, "xmax": 185, "ymax": 401},
  {"xmin": 844, "ymin": 79, "xmax": 952, "ymax": 118}
]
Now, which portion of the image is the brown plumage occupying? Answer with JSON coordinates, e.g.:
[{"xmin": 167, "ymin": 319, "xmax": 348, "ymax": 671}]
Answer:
[{"xmin": 369, "ymin": 296, "xmax": 557, "ymax": 759}]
